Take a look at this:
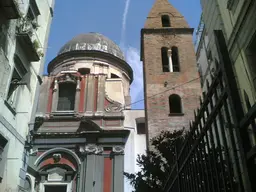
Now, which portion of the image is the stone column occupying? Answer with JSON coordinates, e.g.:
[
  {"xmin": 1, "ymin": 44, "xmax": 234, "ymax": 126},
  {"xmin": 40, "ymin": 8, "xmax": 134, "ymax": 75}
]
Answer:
[
  {"xmin": 95, "ymin": 75, "xmax": 105, "ymax": 116},
  {"xmin": 168, "ymin": 49, "xmax": 173, "ymax": 72},
  {"xmin": 74, "ymin": 79, "xmax": 81, "ymax": 112},
  {"xmin": 112, "ymin": 146, "xmax": 125, "ymax": 192},
  {"xmin": 51, "ymin": 79, "xmax": 59, "ymax": 112},
  {"xmin": 85, "ymin": 75, "xmax": 94, "ymax": 116},
  {"xmin": 81, "ymin": 144, "xmax": 104, "ymax": 192},
  {"xmin": 77, "ymin": 146, "xmax": 87, "ymax": 192}
]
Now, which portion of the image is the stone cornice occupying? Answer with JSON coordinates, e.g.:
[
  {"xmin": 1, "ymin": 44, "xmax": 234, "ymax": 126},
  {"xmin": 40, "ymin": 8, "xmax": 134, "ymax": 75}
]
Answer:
[
  {"xmin": 47, "ymin": 50, "xmax": 134, "ymax": 83},
  {"xmin": 33, "ymin": 129, "xmax": 130, "ymax": 139},
  {"xmin": 141, "ymin": 28, "xmax": 194, "ymax": 34}
]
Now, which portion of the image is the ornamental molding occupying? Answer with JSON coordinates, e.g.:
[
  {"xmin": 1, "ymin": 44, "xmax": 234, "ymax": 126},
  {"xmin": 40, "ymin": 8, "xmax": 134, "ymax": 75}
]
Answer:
[
  {"xmin": 79, "ymin": 145, "xmax": 103, "ymax": 155},
  {"xmin": 55, "ymin": 72, "xmax": 81, "ymax": 84},
  {"xmin": 112, "ymin": 146, "xmax": 125, "ymax": 155},
  {"xmin": 52, "ymin": 153, "xmax": 62, "ymax": 163},
  {"xmin": 104, "ymin": 94, "xmax": 123, "ymax": 113}
]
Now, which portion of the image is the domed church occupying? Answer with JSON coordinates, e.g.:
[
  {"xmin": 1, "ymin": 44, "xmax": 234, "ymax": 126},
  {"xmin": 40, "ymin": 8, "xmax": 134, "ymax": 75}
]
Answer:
[
  {"xmin": 26, "ymin": 0, "xmax": 201, "ymax": 190},
  {"xmin": 26, "ymin": 33, "xmax": 146, "ymax": 192}
]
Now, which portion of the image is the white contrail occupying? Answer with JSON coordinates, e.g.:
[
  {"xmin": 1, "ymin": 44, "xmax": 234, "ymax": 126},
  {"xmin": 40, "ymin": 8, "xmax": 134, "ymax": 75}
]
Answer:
[{"xmin": 120, "ymin": 0, "xmax": 131, "ymax": 48}]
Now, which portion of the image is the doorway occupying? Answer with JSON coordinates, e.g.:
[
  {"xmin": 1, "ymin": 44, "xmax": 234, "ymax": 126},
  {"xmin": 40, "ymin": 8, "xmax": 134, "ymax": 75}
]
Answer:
[{"xmin": 45, "ymin": 185, "xmax": 67, "ymax": 192}]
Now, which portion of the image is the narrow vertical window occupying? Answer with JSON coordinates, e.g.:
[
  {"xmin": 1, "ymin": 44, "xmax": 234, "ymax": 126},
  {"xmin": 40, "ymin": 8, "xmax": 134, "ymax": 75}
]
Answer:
[
  {"xmin": 161, "ymin": 47, "xmax": 170, "ymax": 72},
  {"xmin": 171, "ymin": 46, "xmax": 180, "ymax": 72},
  {"xmin": 57, "ymin": 83, "xmax": 76, "ymax": 111},
  {"xmin": 137, "ymin": 122, "xmax": 146, "ymax": 134},
  {"xmin": 169, "ymin": 94, "xmax": 182, "ymax": 114},
  {"xmin": 161, "ymin": 15, "xmax": 171, "ymax": 27},
  {"xmin": 246, "ymin": 33, "xmax": 256, "ymax": 87},
  {"xmin": 0, "ymin": 133, "xmax": 8, "ymax": 182}
]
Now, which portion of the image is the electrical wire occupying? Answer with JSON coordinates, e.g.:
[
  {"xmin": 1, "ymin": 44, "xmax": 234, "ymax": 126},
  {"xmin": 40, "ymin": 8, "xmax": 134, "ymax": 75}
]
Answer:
[{"xmin": 124, "ymin": 76, "xmax": 201, "ymax": 109}]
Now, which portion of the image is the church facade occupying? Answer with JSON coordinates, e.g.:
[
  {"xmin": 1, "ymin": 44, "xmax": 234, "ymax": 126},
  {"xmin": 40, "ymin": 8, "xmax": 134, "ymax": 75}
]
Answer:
[
  {"xmin": 26, "ymin": 33, "xmax": 146, "ymax": 192},
  {"xmin": 25, "ymin": 0, "xmax": 201, "ymax": 191}
]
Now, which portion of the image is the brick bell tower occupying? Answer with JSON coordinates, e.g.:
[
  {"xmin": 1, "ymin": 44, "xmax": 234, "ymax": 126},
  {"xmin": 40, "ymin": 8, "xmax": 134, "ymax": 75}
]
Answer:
[{"xmin": 141, "ymin": 0, "xmax": 201, "ymax": 143}]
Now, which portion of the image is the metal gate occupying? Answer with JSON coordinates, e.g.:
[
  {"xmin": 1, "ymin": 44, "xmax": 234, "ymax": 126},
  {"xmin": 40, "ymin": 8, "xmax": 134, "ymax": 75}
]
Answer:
[{"xmin": 163, "ymin": 30, "xmax": 256, "ymax": 192}]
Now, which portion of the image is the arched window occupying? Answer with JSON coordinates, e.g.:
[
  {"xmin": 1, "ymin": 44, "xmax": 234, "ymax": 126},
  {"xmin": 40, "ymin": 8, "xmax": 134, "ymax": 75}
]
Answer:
[
  {"xmin": 57, "ymin": 83, "xmax": 76, "ymax": 111},
  {"xmin": 161, "ymin": 15, "xmax": 171, "ymax": 27},
  {"xmin": 169, "ymin": 94, "xmax": 182, "ymax": 114},
  {"xmin": 161, "ymin": 47, "xmax": 170, "ymax": 72},
  {"xmin": 171, "ymin": 46, "xmax": 180, "ymax": 72}
]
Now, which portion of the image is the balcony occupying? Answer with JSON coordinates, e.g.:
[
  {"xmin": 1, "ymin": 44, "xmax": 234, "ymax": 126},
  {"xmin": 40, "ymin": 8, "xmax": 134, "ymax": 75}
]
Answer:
[
  {"xmin": 16, "ymin": 17, "xmax": 42, "ymax": 62},
  {"xmin": 0, "ymin": 0, "xmax": 20, "ymax": 19}
]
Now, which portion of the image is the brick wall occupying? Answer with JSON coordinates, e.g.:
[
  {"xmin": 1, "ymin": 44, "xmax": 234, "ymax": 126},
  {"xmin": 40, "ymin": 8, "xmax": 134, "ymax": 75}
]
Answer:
[{"xmin": 142, "ymin": 0, "xmax": 201, "ymax": 141}]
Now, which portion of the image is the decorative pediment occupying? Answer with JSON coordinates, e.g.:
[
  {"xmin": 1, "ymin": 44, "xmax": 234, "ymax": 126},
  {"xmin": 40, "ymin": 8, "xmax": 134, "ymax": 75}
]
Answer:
[
  {"xmin": 47, "ymin": 167, "xmax": 66, "ymax": 182},
  {"xmin": 55, "ymin": 72, "xmax": 81, "ymax": 84},
  {"xmin": 77, "ymin": 118, "xmax": 102, "ymax": 133},
  {"xmin": 104, "ymin": 94, "xmax": 123, "ymax": 113}
]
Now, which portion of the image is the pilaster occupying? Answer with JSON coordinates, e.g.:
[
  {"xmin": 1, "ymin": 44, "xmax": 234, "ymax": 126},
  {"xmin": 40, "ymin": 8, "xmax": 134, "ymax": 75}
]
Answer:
[
  {"xmin": 51, "ymin": 79, "xmax": 58, "ymax": 112},
  {"xmin": 95, "ymin": 75, "xmax": 105, "ymax": 116},
  {"xmin": 112, "ymin": 146, "xmax": 125, "ymax": 192},
  {"xmin": 85, "ymin": 75, "xmax": 94, "ymax": 115}
]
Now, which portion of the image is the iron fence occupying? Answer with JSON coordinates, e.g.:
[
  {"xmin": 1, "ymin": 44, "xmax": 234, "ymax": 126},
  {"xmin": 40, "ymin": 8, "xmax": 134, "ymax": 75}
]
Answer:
[{"xmin": 163, "ymin": 30, "xmax": 256, "ymax": 192}]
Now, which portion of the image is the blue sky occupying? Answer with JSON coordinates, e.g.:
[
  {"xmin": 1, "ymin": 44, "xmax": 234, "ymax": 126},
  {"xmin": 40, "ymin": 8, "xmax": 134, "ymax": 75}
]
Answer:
[{"xmin": 44, "ymin": 0, "xmax": 202, "ymax": 109}]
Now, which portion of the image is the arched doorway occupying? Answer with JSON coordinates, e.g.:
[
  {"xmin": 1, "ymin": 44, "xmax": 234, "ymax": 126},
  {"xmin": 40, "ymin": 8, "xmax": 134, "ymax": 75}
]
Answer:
[{"xmin": 34, "ymin": 148, "xmax": 80, "ymax": 192}]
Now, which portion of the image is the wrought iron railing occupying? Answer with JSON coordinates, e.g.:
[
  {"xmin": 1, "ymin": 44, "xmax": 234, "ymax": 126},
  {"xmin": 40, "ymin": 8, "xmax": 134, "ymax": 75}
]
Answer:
[{"xmin": 163, "ymin": 30, "xmax": 255, "ymax": 192}]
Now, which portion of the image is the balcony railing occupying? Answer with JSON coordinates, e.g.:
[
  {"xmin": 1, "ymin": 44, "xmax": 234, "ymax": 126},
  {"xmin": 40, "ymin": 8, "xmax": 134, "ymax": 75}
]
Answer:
[
  {"xmin": 0, "ymin": 0, "xmax": 20, "ymax": 19},
  {"xmin": 16, "ymin": 17, "xmax": 43, "ymax": 62}
]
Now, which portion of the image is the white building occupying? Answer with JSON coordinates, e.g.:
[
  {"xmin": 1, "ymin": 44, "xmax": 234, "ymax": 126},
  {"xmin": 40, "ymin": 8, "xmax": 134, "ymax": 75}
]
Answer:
[{"xmin": 0, "ymin": 0, "xmax": 55, "ymax": 191}]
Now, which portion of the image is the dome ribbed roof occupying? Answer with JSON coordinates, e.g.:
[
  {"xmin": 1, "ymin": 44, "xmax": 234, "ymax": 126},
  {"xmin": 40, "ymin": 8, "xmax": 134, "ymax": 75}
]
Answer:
[{"xmin": 58, "ymin": 33, "xmax": 125, "ymax": 60}]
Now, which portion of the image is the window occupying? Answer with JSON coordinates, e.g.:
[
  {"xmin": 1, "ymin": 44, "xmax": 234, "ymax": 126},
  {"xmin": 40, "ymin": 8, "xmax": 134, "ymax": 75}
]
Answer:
[
  {"xmin": 137, "ymin": 123, "xmax": 146, "ymax": 134},
  {"xmin": 161, "ymin": 15, "xmax": 171, "ymax": 27},
  {"xmin": 26, "ymin": 0, "xmax": 40, "ymax": 30},
  {"xmin": 227, "ymin": 0, "xmax": 239, "ymax": 13},
  {"xmin": 246, "ymin": 33, "xmax": 256, "ymax": 87},
  {"xmin": 169, "ymin": 94, "xmax": 182, "ymax": 114},
  {"xmin": 78, "ymin": 68, "xmax": 90, "ymax": 75},
  {"xmin": 161, "ymin": 47, "xmax": 170, "ymax": 72},
  {"xmin": 171, "ymin": 47, "xmax": 180, "ymax": 72},
  {"xmin": 57, "ymin": 83, "xmax": 76, "ymax": 111},
  {"xmin": 111, "ymin": 73, "xmax": 120, "ymax": 78},
  {"xmin": 7, "ymin": 56, "xmax": 27, "ymax": 108},
  {"xmin": 24, "ymin": 177, "xmax": 32, "ymax": 192},
  {"xmin": 0, "ymin": 133, "xmax": 8, "ymax": 183}
]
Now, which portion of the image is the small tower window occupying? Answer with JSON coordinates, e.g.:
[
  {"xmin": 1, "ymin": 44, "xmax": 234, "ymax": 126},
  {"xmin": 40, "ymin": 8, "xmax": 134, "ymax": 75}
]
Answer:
[
  {"xmin": 57, "ymin": 83, "xmax": 76, "ymax": 111},
  {"xmin": 161, "ymin": 47, "xmax": 170, "ymax": 72},
  {"xmin": 137, "ymin": 122, "xmax": 146, "ymax": 134},
  {"xmin": 161, "ymin": 15, "xmax": 171, "ymax": 27},
  {"xmin": 169, "ymin": 94, "xmax": 182, "ymax": 114},
  {"xmin": 78, "ymin": 68, "xmax": 90, "ymax": 75},
  {"xmin": 111, "ymin": 73, "xmax": 120, "ymax": 78},
  {"xmin": 171, "ymin": 46, "xmax": 180, "ymax": 72}
]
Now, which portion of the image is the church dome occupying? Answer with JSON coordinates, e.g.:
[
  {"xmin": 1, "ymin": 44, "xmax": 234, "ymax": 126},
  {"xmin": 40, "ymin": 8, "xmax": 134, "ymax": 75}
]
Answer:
[{"xmin": 58, "ymin": 32, "xmax": 125, "ymax": 60}]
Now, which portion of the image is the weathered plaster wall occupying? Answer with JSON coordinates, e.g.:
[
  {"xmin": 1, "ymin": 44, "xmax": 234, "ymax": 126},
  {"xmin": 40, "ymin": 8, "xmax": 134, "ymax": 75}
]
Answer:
[
  {"xmin": 0, "ymin": 0, "xmax": 55, "ymax": 190},
  {"xmin": 123, "ymin": 110, "xmax": 146, "ymax": 192}
]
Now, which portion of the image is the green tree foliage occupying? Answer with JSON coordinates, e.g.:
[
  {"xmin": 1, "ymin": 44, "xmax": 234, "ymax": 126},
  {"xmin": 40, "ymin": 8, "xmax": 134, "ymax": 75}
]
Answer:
[
  {"xmin": 124, "ymin": 129, "xmax": 185, "ymax": 192},
  {"xmin": 125, "ymin": 128, "xmax": 238, "ymax": 192}
]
